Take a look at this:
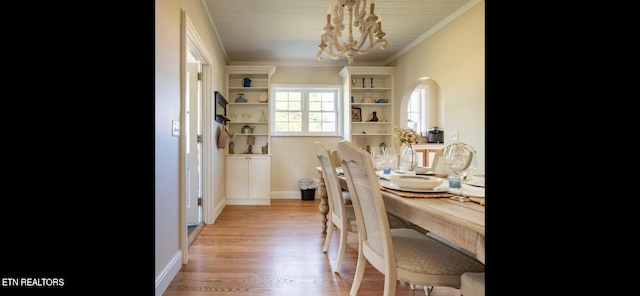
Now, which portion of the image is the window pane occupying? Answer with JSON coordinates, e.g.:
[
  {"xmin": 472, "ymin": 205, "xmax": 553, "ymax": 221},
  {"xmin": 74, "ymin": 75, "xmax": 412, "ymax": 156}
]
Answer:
[
  {"xmin": 407, "ymin": 90, "xmax": 422, "ymax": 132},
  {"xmin": 272, "ymin": 87, "xmax": 339, "ymax": 136}
]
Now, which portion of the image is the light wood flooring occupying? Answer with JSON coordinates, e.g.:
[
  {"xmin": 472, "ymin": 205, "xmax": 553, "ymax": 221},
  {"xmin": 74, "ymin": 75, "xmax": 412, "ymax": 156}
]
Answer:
[{"xmin": 163, "ymin": 199, "xmax": 460, "ymax": 296}]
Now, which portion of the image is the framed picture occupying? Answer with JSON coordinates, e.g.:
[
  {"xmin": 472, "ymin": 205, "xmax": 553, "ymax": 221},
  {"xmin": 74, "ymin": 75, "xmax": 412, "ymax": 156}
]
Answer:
[{"xmin": 351, "ymin": 107, "xmax": 362, "ymax": 122}]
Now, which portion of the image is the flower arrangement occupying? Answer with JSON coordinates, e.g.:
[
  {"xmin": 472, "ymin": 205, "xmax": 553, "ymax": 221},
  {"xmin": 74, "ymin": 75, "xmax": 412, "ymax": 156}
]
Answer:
[{"xmin": 394, "ymin": 126, "xmax": 420, "ymax": 147}]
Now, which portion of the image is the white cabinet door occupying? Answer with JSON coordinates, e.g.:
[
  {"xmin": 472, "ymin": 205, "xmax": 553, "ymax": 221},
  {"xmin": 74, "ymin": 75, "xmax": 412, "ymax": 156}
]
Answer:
[
  {"xmin": 226, "ymin": 155, "xmax": 271, "ymax": 205},
  {"xmin": 226, "ymin": 156, "xmax": 249, "ymax": 200},
  {"xmin": 247, "ymin": 156, "xmax": 270, "ymax": 201}
]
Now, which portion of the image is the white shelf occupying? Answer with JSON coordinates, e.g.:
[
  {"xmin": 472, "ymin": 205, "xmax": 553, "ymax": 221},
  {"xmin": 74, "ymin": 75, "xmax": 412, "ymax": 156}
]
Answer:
[{"xmin": 228, "ymin": 102, "xmax": 269, "ymax": 105}]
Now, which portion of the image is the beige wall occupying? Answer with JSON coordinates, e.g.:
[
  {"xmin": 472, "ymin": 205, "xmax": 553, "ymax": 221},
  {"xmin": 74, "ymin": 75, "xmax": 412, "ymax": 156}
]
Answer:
[
  {"xmin": 389, "ymin": 0, "xmax": 485, "ymax": 174},
  {"xmin": 155, "ymin": 0, "xmax": 227, "ymax": 293},
  {"xmin": 155, "ymin": 0, "xmax": 182, "ymax": 286}
]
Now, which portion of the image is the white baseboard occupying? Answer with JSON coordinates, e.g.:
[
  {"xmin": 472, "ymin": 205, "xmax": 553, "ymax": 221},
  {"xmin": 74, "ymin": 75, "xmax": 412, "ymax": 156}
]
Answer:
[
  {"xmin": 270, "ymin": 190, "xmax": 306, "ymax": 199},
  {"xmin": 155, "ymin": 251, "xmax": 182, "ymax": 296}
]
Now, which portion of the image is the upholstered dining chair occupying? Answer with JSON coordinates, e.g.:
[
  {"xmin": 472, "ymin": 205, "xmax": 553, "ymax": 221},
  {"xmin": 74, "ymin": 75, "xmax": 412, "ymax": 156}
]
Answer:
[
  {"xmin": 315, "ymin": 142, "xmax": 409, "ymax": 273},
  {"xmin": 336, "ymin": 140, "xmax": 485, "ymax": 296}
]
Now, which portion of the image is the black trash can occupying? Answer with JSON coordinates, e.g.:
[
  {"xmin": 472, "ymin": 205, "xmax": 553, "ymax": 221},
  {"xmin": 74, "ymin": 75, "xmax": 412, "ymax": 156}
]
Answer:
[{"xmin": 299, "ymin": 179, "xmax": 319, "ymax": 201}]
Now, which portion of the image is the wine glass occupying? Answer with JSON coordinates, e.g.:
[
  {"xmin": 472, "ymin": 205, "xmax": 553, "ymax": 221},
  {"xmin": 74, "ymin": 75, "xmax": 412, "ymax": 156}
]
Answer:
[
  {"xmin": 443, "ymin": 142, "xmax": 475, "ymax": 201},
  {"xmin": 463, "ymin": 150, "xmax": 478, "ymax": 183},
  {"xmin": 370, "ymin": 147, "xmax": 385, "ymax": 170},
  {"xmin": 382, "ymin": 147, "xmax": 397, "ymax": 173}
]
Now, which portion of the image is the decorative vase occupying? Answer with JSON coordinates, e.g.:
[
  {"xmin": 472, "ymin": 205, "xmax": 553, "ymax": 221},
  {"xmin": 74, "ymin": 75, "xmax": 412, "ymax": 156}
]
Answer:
[
  {"xmin": 369, "ymin": 111, "xmax": 379, "ymax": 122},
  {"xmin": 401, "ymin": 143, "xmax": 418, "ymax": 173},
  {"xmin": 259, "ymin": 110, "xmax": 267, "ymax": 122}
]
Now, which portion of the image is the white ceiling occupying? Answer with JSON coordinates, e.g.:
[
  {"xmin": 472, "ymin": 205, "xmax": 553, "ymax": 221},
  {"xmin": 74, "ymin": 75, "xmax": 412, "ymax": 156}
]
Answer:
[{"xmin": 202, "ymin": 0, "xmax": 478, "ymax": 66}]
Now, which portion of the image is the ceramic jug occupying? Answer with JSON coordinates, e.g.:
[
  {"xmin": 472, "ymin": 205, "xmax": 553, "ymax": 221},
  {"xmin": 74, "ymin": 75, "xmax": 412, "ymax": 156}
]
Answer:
[{"xmin": 242, "ymin": 77, "xmax": 251, "ymax": 87}]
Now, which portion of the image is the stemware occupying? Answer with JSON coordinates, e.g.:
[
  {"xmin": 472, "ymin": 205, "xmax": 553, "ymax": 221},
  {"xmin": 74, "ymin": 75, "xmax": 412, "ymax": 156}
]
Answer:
[
  {"xmin": 370, "ymin": 147, "xmax": 385, "ymax": 170},
  {"xmin": 443, "ymin": 142, "xmax": 475, "ymax": 201},
  {"xmin": 382, "ymin": 147, "xmax": 397, "ymax": 173},
  {"xmin": 463, "ymin": 151, "xmax": 478, "ymax": 183}
]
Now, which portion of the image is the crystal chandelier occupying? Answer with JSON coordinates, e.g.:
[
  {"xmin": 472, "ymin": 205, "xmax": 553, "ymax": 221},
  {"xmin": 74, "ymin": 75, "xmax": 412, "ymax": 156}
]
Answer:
[{"xmin": 317, "ymin": 0, "xmax": 388, "ymax": 64}]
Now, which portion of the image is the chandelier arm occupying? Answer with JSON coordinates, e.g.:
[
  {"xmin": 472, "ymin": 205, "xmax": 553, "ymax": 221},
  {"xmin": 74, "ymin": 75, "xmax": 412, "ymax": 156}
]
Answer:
[
  {"xmin": 327, "ymin": 30, "xmax": 347, "ymax": 53},
  {"xmin": 323, "ymin": 34, "xmax": 347, "ymax": 59},
  {"xmin": 354, "ymin": 26, "xmax": 374, "ymax": 52},
  {"xmin": 358, "ymin": 37, "xmax": 387, "ymax": 55},
  {"xmin": 326, "ymin": 44, "xmax": 347, "ymax": 59},
  {"xmin": 353, "ymin": 0, "xmax": 367, "ymax": 27},
  {"xmin": 354, "ymin": 15, "xmax": 382, "ymax": 53}
]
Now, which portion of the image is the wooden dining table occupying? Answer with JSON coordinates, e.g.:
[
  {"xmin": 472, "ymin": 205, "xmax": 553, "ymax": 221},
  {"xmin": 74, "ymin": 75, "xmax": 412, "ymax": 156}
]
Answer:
[{"xmin": 314, "ymin": 167, "xmax": 485, "ymax": 264}]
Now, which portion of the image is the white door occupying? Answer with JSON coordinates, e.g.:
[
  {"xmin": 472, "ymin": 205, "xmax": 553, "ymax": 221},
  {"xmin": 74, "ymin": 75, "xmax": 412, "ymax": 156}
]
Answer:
[{"xmin": 186, "ymin": 59, "xmax": 202, "ymax": 228}]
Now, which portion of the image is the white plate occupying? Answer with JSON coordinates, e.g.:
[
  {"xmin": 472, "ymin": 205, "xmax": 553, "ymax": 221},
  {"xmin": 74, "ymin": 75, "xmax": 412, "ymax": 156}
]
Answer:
[
  {"xmin": 464, "ymin": 180, "xmax": 485, "ymax": 188},
  {"xmin": 390, "ymin": 174, "xmax": 444, "ymax": 190},
  {"xmin": 379, "ymin": 180, "xmax": 448, "ymax": 193}
]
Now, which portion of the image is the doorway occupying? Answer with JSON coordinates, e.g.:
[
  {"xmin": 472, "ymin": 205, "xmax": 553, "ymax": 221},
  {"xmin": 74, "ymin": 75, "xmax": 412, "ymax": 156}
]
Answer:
[
  {"xmin": 186, "ymin": 51, "xmax": 204, "ymax": 246},
  {"xmin": 180, "ymin": 11, "xmax": 215, "ymax": 264}
]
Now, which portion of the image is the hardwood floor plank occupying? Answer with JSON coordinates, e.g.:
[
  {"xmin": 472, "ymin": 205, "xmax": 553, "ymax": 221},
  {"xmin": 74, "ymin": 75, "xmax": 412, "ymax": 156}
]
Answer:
[{"xmin": 163, "ymin": 199, "xmax": 460, "ymax": 296}]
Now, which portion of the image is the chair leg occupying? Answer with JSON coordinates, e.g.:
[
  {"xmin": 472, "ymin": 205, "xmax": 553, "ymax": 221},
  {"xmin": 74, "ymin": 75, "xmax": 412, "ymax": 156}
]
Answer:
[
  {"xmin": 334, "ymin": 227, "xmax": 348, "ymax": 272},
  {"xmin": 423, "ymin": 285, "xmax": 433, "ymax": 296},
  {"xmin": 383, "ymin": 273, "xmax": 397, "ymax": 296},
  {"xmin": 409, "ymin": 283, "xmax": 432, "ymax": 296},
  {"xmin": 323, "ymin": 222, "xmax": 334, "ymax": 253},
  {"xmin": 350, "ymin": 243, "xmax": 366, "ymax": 296}
]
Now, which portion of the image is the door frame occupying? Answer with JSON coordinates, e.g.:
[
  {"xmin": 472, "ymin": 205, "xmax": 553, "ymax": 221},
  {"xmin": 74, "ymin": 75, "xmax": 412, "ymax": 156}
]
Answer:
[{"xmin": 180, "ymin": 11, "xmax": 214, "ymax": 264}]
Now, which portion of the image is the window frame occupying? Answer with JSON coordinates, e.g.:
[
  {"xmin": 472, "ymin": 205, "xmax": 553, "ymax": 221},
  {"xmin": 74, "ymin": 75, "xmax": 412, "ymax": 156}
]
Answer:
[{"xmin": 270, "ymin": 84, "xmax": 343, "ymax": 137}]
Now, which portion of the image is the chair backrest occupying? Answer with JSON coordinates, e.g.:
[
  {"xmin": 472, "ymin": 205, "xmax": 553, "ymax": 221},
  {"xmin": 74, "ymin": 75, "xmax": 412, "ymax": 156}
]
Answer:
[
  {"xmin": 330, "ymin": 150, "xmax": 342, "ymax": 169},
  {"xmin": 337, "ymin": 140, "xmax": 394, "ymax": 272},
  {"xmin": 314, "ymin": 142, "xmax": 347, "ymax": 228},
  {"xmin": 430, "ymin": 148, "xmax": 449, "ymax": 175}
]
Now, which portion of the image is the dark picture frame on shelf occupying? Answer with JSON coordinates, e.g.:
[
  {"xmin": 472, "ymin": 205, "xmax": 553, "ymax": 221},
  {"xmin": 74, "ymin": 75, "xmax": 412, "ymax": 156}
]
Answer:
[
  {"xmin": 351, "ymin": 107, "xmax": 362, "ymax": 122},
  {"xmin": 215, "ymin": 91, "xmax": 230, "ymax": 124}
]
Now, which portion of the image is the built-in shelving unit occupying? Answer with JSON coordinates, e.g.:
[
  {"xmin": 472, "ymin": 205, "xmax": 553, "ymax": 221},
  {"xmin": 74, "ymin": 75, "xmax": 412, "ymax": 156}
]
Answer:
[
  {"xmin": 225, "ymin": 65, "xmax": 276, "ymax": 205},
  {"xmin": 339, "ymin": 66, "xmax": 396, "ymax": 150},
  {"xmin": 225, "ymin": 66, "xmax": 276, "ymax": 155}
]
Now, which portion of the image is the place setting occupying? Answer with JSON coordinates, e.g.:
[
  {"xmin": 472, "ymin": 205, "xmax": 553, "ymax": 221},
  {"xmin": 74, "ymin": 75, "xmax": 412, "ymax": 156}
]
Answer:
[
  {"xmin": 377, "ymin": 169, "xmax": 453, "ymax": 198},
  {"xmin": 442, "ymin": 142, "xmax": 485, "ymax": 205}
]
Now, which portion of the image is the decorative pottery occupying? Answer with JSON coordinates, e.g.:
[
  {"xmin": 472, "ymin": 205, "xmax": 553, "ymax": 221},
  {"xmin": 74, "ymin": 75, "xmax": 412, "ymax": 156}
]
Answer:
[{"xmin": 259, "ymin": 90, "xmax": 268, "ymax": 103}]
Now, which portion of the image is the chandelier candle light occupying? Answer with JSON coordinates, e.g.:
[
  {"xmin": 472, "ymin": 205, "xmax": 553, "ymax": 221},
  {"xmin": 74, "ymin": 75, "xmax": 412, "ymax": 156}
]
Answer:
[{"xmin": 317, "ymin": 0, "xmax": 388, "ymax": 64}]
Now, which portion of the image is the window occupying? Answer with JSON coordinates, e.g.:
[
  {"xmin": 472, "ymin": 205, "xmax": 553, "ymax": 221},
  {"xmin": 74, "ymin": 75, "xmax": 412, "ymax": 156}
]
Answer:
[
  {"xmin": 407, "ymin": 87, "xmax": 427, "ymax": 134},
  {"xmin": 271, "ymin": 86, "xmax": 341, "ymax": 136}
]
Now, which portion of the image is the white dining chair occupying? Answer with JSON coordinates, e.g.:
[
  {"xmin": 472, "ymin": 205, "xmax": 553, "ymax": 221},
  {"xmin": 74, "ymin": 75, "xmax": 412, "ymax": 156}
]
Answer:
[
  {"xmin": 337, "ymin": 140, "xmax": 485, "ymax": 296},
  {"xmin": 429, "ymin": 148, "xmax": 449, "ymax": 175},
  {"xmin": 315, "ymin": 142, "xmax": 409, "ymax": 273},
  {"xmin": 460, "ymin": 272, "xmax": 485, "ymax": 296},
  {"xmin": 315, "ymin": 142, "xmax": 357, "ymax": 273}
]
